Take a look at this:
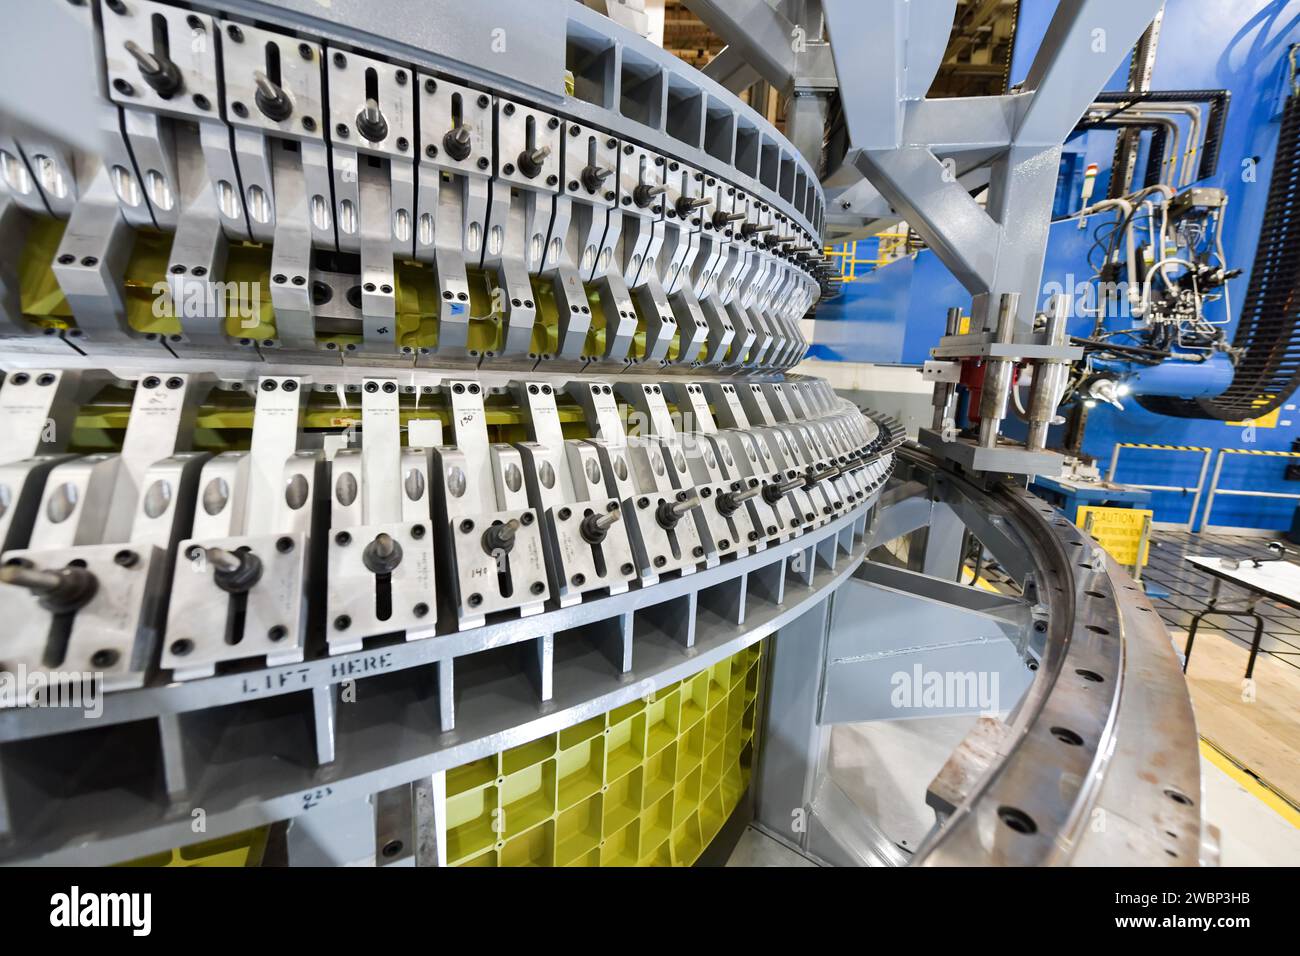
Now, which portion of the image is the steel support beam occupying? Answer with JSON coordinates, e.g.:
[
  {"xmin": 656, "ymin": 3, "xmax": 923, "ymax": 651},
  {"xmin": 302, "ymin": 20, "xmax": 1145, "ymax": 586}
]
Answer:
[
  {"xmin": 687, "ymin": 0, "xmax": 837, "ymax": 94},
  {"xmin": 825, "ymin": 0, "xmax": 1164, "ymax": 333}
]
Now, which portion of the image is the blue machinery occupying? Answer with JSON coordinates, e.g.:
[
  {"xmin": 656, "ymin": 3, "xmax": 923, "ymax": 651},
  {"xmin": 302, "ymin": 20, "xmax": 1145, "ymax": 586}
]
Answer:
[{"xmin": 817, "ymin": 0, "xmax": 1300, "ymax": 533}]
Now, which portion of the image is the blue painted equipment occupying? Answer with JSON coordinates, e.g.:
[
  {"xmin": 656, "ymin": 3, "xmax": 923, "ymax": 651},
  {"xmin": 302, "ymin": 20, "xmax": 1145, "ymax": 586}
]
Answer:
[{"xmin": 1092, "ymin": 352, "xmax": 1235, "ymax": 399}]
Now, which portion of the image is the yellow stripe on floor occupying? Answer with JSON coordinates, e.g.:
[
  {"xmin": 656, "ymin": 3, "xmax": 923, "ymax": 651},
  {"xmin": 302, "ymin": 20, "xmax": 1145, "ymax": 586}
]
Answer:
[
  {"xmin": 1200, "ymin": 737, "xmax": 1300, "ymax": 829},
  {"xmin": 960, "ymin": 569, "xmax": 999, "ymax": 593}
]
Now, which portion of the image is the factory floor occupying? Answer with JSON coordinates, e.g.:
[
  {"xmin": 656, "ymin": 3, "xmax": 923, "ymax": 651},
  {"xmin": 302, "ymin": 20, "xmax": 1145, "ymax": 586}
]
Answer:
[{"xmin": 1142, "ymin": 530, "xmax": 1300, "ymax": 820}]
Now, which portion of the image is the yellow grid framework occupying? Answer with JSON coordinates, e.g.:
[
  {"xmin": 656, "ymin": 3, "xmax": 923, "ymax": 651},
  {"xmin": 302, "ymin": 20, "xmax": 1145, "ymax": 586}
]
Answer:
[
  {"xmin": 121, "ymin": 828, "xmax": 268, "ymax": 867},
  {"xmin": 447, "ymin": 641, "xmax": 763, "ymax": 866}
]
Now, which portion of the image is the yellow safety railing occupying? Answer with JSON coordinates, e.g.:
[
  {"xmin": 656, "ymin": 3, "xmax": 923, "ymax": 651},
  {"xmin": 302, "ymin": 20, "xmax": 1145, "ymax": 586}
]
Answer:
[{"xmin": 823, "ymin": 232, "xmax": 910, "ymax": 282}]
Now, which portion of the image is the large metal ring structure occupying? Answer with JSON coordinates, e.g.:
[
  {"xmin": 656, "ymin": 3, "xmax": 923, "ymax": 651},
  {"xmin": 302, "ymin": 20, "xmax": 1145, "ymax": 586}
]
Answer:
[{"xmin": 0, "ymin": 0, "xmax": 1202, "ymax": 867}]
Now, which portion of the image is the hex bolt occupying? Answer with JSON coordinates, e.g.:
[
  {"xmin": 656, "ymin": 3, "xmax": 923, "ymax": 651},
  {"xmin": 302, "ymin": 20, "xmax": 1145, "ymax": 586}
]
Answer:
[
  {"xmin": 516, "ymin": 144, "xmax": 551, "ymax": 178},
  {"xmin": 579, "ymin": 508, "xmax": 621, "ymax": 544},
  {"xmin": 655, "ymin": 492, "xmax": 700, "ymax": 530},
  {"xmin": 362, "ymin": 532, "xmax": 404, "ymax": 575},
  {"xmin": 205, "ymin": 547, "xmax": 263, "ymax": 594},
  {"xmin": 481, "ymin": 518, "xmax": 520, "ymax": 555},
  {"xmin": 443, "ymin": 124, "xmax": 472, "ymax": 161},
  {"xmin": 633, "ymin": 182, "xmax": 667, "ymax": 208},
  {"xmin": 0, "ymin": 563, "xmax": 98, "ymax": 614},
  {"xmin": 253, "ymin": 69, "xmax": 293, "ymax": 121},
  {"xmin": 355, "ymin": 97, "xmax": 389, "ymax": 141},
  {"xmin": 717, "ymin": 482, "xmax": 761, "ymax": 517}
]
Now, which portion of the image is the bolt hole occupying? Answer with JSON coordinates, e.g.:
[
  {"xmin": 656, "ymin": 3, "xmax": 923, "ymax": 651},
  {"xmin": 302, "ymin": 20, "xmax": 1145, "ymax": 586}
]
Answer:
[
  {"xmin": 91, "ymin": 649, "xmax": 119, "ymax": 668},
  {"xmin": 1050, "ymin": 726, "xmax": 1083, "ymax": 746},
  {"xmin": 997, "ymin": 806, "xmax": 1037, "ymax": 835}
]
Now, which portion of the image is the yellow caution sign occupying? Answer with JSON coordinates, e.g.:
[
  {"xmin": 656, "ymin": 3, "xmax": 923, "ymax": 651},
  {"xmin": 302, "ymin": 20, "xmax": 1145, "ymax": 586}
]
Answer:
[{"xmin": 1075, "ymin": 506, "xmax": 1153, "ymax": 567}]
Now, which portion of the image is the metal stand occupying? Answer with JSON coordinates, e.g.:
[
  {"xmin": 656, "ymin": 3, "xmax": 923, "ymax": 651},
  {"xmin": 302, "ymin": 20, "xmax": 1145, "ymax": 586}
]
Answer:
[{"xmin": 1182, "ymin": 577, "xmax": 1266, "ymax": 680}]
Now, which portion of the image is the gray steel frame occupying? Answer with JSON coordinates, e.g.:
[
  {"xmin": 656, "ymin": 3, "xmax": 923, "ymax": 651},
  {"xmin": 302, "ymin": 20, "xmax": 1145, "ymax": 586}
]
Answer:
[
  {"xmin": 823, "ymin": 0, "xmax": 1164, "ymax": 330},
  {"xmin": 818, "ymin": 0, "xmax": 1164, "ymax": 474}
]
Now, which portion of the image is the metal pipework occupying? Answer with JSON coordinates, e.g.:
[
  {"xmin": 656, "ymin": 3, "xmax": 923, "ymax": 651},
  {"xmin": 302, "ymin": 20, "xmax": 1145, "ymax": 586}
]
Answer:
[
  {"xmin": 1026, "ymin": 296, "xmax": 1071, "ymax": 452},
  {"xmin": 977, "ymin": 292, "xmax": 1020, "ymax": 449}
]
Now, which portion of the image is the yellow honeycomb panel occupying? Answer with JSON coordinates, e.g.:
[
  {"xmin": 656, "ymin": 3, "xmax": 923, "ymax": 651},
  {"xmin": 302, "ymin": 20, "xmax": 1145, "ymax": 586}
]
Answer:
[
  {"xmin": 450, "ymin": 640, "xmax": 763, "ymax": 867},
  {"xmin": 118, "ymin": 827, "xmax": 268, "ymax": 867}
]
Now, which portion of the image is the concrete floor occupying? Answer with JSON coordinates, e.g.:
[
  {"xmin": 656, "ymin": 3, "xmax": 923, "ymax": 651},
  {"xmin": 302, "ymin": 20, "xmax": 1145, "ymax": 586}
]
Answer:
[
  {"xmin": 725, "ymin": 827, "xmax": 817, "ymax": 866},
  {"xmin": 1202, "ymin": 754, "xmax": 1300, "ymax": 866}
]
